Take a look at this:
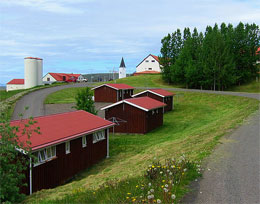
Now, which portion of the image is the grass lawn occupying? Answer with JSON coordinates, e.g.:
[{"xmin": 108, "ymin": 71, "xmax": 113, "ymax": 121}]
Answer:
[
  {"xmin": 0, "ymin": 89, "xmax": 25, "ymax": 102},
  {"xmin": 26, "ymin": 91, "xmax": 259, "ymax": 203},
  {"xmin": 227, "ymin": 79, "xmax": 260, "ymax": 93},
  {"xmin": 94, "ymin": 74, "xmax": 183, "ymax": 88}
]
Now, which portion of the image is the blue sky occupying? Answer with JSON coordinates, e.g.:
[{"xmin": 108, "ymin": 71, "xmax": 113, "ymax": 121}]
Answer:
[{"xmin": 0, "ymin": 0, "xmax": 259, "ymax": 84}]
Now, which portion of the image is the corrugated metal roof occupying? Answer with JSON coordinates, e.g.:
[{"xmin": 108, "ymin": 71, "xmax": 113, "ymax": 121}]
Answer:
[
  {"xmin": 10, "ymin": 110, "xmax": 114, "ymax": 150},
  {"xmin": 7, "ymin": 79, "xmax": 24, "ymax": 85}
]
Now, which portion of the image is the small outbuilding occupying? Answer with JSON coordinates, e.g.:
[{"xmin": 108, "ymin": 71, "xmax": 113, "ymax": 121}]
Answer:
[
  {"xmin": 92, "ymin": 83, "xmax": 135, "ymax": 103},
  {"xmin": 101, "ymin": 96, "xmax": 166, "ymax": 134},
  {"xmin": 10, "ymin": 110, "xmax": 114, "ymax": 195},
  {"xmin": 132, "ymin": 89, "xmax": 175, "ymax": 112},
  {"xmin": 6, "ymin": 79, "xmax": 25, "ymax": 92}
]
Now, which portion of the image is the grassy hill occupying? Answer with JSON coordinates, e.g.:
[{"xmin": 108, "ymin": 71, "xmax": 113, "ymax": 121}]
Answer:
[{"xmin": 28, "ymin": 90, "xmax": 259, "ymax": 203}]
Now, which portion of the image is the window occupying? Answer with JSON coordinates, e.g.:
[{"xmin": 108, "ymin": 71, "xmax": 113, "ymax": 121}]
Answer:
[
  {"xmin": 93, "ymin": 130, "xmax": 105, "ymax": 143},
  {"xmin": 33, "ymin": 146, "xmax": 56, "ymax": 166},
  {"xmin": 148, "ymin": 68, "xmax": 152, "ymax": 70},
  {"xmin": 156, "ymin": 109, "xmax": 159, "ymax": 114},
  {"xmin": 152, "ymin": 60, "xmax": 155, "ymax": 62},
  {"xmin": 82, "ymin": 136, "xmax": 87, "ymax": 148},
  {"xmin": 145, "ymin": 60, "xmax": 149, "ymax": 62},
  {"xmin": 152, "ymin": 110, "xmax": 155, "ymax": 115},
  {"xmin": 65, "ymin": 141, "xmax": 70, "ymax": 154},
  {"xmin": 47, "ymin": 78, "xmax": 50, "ymax": 81}
]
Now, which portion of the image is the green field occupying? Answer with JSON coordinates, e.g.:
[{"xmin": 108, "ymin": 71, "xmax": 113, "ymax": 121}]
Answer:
[
  {"xmin": 0, "ymin": 89, "xmax": 25, "ymax": 102},
  {"xmin": 227, "ymin": 79, "xmax": 260, "ymax": 93},
  {"xmin": 26, "ymin": 91, "xmax": 259, "ymax": 203}
]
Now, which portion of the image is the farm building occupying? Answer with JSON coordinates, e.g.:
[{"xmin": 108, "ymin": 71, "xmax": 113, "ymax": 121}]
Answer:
[
  {"xmin": 101, "ymin": 96, "xmax": 166, "ymax": 134},
  {"xmin": 92, "ymin": 84, "xmax": 135, "ymax": 103},
  {"xmin": 6, "ymin": 79, "xmax": 25, "ymax": 92},
  {"xmin": 135, "ymin": 54, "xmax": 162, "ymax": 75},
  {"xmin": 132, "ymin": 89, "xmax": 175, "ymax": 112},
  {"xmin": 42, "ymin": 73, "xmax": 81, "ymax": 83},
  {"xmin": 10, "ymin": 110, "xmax": 114, "ymax": 195}
]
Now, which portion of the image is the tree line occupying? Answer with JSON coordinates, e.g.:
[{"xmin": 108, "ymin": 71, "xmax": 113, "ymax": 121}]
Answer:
[{"xmin": 160, "ymin": 22, "xmax": 260, "ymax": 90}]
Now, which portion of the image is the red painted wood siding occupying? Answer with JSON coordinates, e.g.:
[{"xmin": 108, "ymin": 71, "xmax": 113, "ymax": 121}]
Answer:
[
  {"xmin": 22, "ymin": 130, "xmax": 108, "ymax": 194},
  {"xmin": 105, "ymin": 103, "xmax": 163, "ymax": 134},
  {"xmin": 94, "ymin": 86, "xmax": 118, "ymax": 102},
  {"xmin": 135, "ymin": 92, "xmax": 173, "ymax": 112}
]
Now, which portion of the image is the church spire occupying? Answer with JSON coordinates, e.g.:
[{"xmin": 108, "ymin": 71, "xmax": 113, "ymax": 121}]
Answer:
[{"xmin": 119, "ymin": 57, "xmax": 126, "ymax": 68}]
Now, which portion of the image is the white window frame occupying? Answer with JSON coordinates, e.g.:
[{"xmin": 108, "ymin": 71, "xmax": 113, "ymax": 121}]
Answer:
[
  {"xmin": 93, "ymin": 130, "xmax": 105, "ymax": 143},
  {"xmin": 82, "ymin": 136, "xmax": 87, "ymax": 148},
  {"xmin": 33, "ymin": 146, "xmax": 56, "ymax": 167},
  {"xmin": 65, "ymin": 141, "xmax": 70, "ymax": 154}
]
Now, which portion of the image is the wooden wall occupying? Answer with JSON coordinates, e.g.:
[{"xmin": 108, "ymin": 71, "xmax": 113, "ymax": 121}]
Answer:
[
  {"xmin": 105, "ymin": 103, "xmax": 163, "ymax": 134},
  {"xmin": 134, "ymin": 92, "xmax": 173, "ymax": 112},
  {"xmin": 22, "ymin": 130, "xmax": 108, "ymax": 194},
  {"xmin": 94, "ymin": 86, "xmax": 118, "ymax": 102}
]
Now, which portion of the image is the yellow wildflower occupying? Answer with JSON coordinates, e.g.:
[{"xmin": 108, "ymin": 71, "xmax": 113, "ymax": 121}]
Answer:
[
  {"xmin": 136, "ymin": 185, "xmax": 139, "ymax": 188},
  {"xmin": 93, "ymin": 192, "xmax": 96, "ymax": 195},
  {"xmin": 126, "ymin": 197, "xmax": 129, "ymax": 199},
  {"xmin": 162, "ymin": 180, "xmax": 165, "ymax": 182},
  {"xmin": 127, "ymin": 193, "xmax": 131, "ymax": 195}
]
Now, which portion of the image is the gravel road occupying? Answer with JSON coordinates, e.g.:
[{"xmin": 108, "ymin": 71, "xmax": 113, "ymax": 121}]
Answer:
[{"xmin": 12, "ymin": 84, "xmax": 260, "ymax": 204}]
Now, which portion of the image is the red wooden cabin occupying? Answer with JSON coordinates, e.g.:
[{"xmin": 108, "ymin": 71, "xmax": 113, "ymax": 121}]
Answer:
[
  {"xmin": 132, "ymin": 89, "xmax": 175, "ymax": 112},
  {"xmin": 101, "ymin": 96, "xmax": 166, "ymax": 134},
  {"xmin": 92, "ymin": 84, "xmax": 135, "ymax": 103},
  {"xmin": 10, "ymin": 111, "xmax": 114, "ymax": 195}
]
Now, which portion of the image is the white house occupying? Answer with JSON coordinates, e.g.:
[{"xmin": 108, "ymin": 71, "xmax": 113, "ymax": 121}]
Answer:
[
  {"xmin": 42, "ymin": 73, "xmax": 81, "ymax": 83},
  {"xmin": 136, "ymin": 54, "xmax": 162, "ymax": 74},
  {"xmin": 119, "ymin": 57, "xmax": 126, "ymax": 79},
  {"xmin": 6, "ymin": 79, "xmax": 25, "ymax": 92}
]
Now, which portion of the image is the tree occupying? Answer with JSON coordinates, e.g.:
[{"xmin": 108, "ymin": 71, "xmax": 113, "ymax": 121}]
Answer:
[
  {"xmin": 0, "ymin": 111, "xmax": 39, "ymax": 203},
  {"xmin": 74, "ymin": 87, "xmax": 97, "ymax": 115}
]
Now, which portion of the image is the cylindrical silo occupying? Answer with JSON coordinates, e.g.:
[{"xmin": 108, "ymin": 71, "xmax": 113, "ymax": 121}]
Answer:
[
  {"xmin": 24, "ymin": 57, "xmax": 38, "ymax": 89},
  {"xmin": 36, "ymin": 58, "xmax": 43, "ymax": 85}
]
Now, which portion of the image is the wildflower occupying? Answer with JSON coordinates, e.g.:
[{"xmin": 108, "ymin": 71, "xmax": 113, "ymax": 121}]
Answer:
[
  {"xmin": 154, "ymin": 157, "xmax": 157, "ymax": 160},
  {"xmin": 184, "ymin": 168, "xmax": 187, "ymax": 172},
  {"xmin": 140, "ymin": 196, "xmax": 143, "ymax": 198},
  {"xmin": 136, "ymin": 185, "xmax": 139, "ymax": 188},
  {"xmin": 148, "ymin": 191, "xmax": 151, "ymax": 194},
  {"xmin": 163, "ymin": 166, "xmax": 166, "ymax": 168},
  {"xmin": 169, "ymin": 172, "xmax": 173, "ymax": 176},
  {"xmin": 148, "ymin": 182, "xmax": 152, "ymax": 187},
  {"xmin": 173, "ymin": 165, "xmax": 176, "ymax": 168},
  {"xmin": 93, "ymin": 192, "xmax": 96, "ymax": 195},
  {"xmin": 150, "ymin": 189, "xmax": 154, "ymax": 193},
  {"xmin": 150, "ymin": 194, "xmax": 154, "ymax": 199},
  {"xmin": 165, "ymin": 184, "xmax": 168, "ymax": 188},
  {"xmin": 127, "ymin": 193, "xmax": 131, "ymax": 195},
  {"xmin": 157, "ymin": 165, "xmax": 160, "ymax": 168},
  {"xmin": 160, "ymin": 171, "xmax": 163, "ymax": 174},
  {"xmin": 167, "ymin": 169, "xmax": 170, "ymax": 172},
  {"xmin": 171, "ymin": 158, "xmax": 175, "ymax": 161},
  {"xmin": 132, "ymin": 198, "xmax": 136, "ymax": 202},
  {"xmin": 154, "ymin": 168, "xmax": 157, "ymax": 170},
  {"xmin": 162, "ymin": 180, "xmax": 165, "ymax": 182},
  {"xmin": 126, "ymin": 197, "xmax": 129, "ymax": 199},
  {"xmin": 161, "ymin": 185, "xmax": 164, "ymax": 188},
  {"xmin": 171, "ymin": 194, "xmax": 176, "ymax": 199},
  {"xmin": 182, "ymin": 172, "xmax": 185, "ymax": 175},
  {"xmin": 157, "ymin": 199, "xmax": 162, "ymax": 203},
  {"xmin": 152, "ymin": 165, "xmax": 155, "ymax": 168},
  {"xmin": 149, "ymin": 164, "xmax": 152, "ymax": 167},
  {"xmin": 164, "ymin": 188, "xmax": 168, "ymax": 193}
]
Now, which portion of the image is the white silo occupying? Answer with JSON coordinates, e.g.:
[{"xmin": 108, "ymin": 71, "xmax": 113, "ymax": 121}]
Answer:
[
  {"xmin": 24, "ymin": 57, "xmax": 38, "ymax": 89},
  {"xmin": 36, "ymin": 58, "xmax": 43, "ymax": 85}
]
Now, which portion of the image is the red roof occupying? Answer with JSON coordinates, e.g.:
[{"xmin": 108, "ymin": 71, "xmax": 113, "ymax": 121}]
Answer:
[
  {"xmin": 257, "ymin": 47, "xmax": 260, "ymax": 54},
  {"xmin": 7, "ymin": 79, "xmax": 24, "ymax": 85},
  {"xmin": 149, "ymin": 89, "xmax": 175, "ymax": 97},
  {"xmin": 10, "ymin": 111, "xmax": 114, "ymax": 151},
  {"xmin": 48, "ymin": 73, "xmax": 81, "ymax": 81},
  {"xmin": 93, "ymin": 83, "xmax": 135, "ymax": 90},
  {"xmin": 151, "ymin": 55, "xmax": 159, "ymax": 62},
  {"xmin": 102, "ymin": 96, "xmax": 166, "ymax": 112}
]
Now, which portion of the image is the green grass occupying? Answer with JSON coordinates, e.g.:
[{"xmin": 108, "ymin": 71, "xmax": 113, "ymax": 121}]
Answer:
[
  {"xmin": 94, "ymin": 74, "xmax": 183, "ymax": 88},
  {"xmin": 0, "ymin": 89, "xmax": 25, "ymax": 102},
  {"xmin": 227, "ymin": 79, "xmax": 260, "ymax": 93},
  {"xmin": 25, "ymin": 91, "xmax": 259, "ymax": 203}
]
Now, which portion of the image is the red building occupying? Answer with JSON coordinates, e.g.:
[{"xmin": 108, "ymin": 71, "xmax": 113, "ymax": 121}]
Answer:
[
  {"xmin": 10, "ymin": 111, "xmax": 114, "ymax": 195},
  {"xmin": 132, "ymin": 89, "xmax": 175, "ymax": 112},
  {"xmin": 101, "ymin": 97, "xmax": 166, "ymax": 134},
  {"xmin": 92, "ymin": 84, "xmax": 135, "ymax": 103}
]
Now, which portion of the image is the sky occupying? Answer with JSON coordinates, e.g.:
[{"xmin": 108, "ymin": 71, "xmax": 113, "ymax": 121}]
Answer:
[{"xmin": 0, "ymin": 0, "xmax": 259, "ymax": 84}]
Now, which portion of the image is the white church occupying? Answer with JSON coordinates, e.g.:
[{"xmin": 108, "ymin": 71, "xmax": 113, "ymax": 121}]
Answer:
[{"xmin": 119, "ymin": 57, "xmax": 126, "ymax": 79}]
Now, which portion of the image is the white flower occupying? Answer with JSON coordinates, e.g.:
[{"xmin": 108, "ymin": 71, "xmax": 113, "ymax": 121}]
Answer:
[
  {"xmin": 150, "ymin": 189, "xmax": 154, "ymax": 193},
  {"xmin": 140, "ymin": 196, "xmax": 143, "ymax": 198},
  {"xmin": 147, "ymin": 195, "xmax": 152, "ymax": 199},
  {"xmin": 171, "ymin": 194, "xmax": 176, "ymax": 199},
  {"xmin": 165, "ymin": 184, "xmax": 168, "ymax": 188},
  {"xmin": 148, "ymin": 191, "xmax": 151, "ymax": 194},
  {"xmin": 157, "ymin": 199, "xmax": 162, "ymax": 203},
  {"xmin": 160, "ymin": 171, "xmax": 163, "ymax": 174},
  {"xmin": 150, "ymin": 194, "xmax": 154, "ymax": 199},
  {"xmin": 154, "ymin": 157, "xmax": 157, "ymax": 160},
  {"xmin": 149, "ymin": 165, "xmax": 152, "ymax": 167},
  {"xmin": 164, "ymin": 188, "xmax": 168, "ymax": 192},
  {"xmin": 171, "ymin": 165, "xmax": 174, "ymax": 169},
  {"xmin": 169, "ymin": 172, "xmax": 173, "ymax": 176},
  {"xmin": 148, "ymin": 183, "xmax": 152, "ymax": 186},
  {"xmin": 167, "ymin": 169, "xmax": 170, "ymax": 172},
  {"xmin": 154, "ymin": 168, "xmax": 157, "ymax": 170},
  {"xmin": 184, "ymin": 168, "xmax": 187, "ymax": 172},
  {"xmin": 171, "ymin": 158, "xmax": 175, "ymax": 161}
]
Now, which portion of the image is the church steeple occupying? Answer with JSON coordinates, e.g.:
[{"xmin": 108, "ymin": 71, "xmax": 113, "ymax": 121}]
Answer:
[{"xmin": 119, "ymin": 57, "xmax": 126, "ymax": 68}]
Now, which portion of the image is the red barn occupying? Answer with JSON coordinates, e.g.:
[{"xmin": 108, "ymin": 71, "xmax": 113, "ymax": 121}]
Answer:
[
  {"xmin": 132, "ymin": 89, "xmax": 175, "ymax": 112},
  {"xmin": 101, "ymin": 97, "xmax": 166, "ymax": 134},
  {"xmin": 92, "ymin": 84, "xmax": 135, "ymax": 103},
  {"xmin": 10, "ymin": 111, "xmax": 114, "ymax": 195}
]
